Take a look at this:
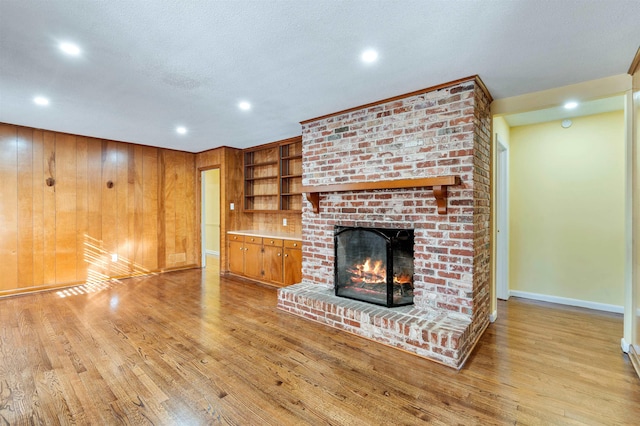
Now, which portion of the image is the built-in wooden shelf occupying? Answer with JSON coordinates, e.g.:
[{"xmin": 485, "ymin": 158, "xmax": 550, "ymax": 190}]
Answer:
[
  {"xmin": 302, "ymin": 176, "xmax": 461, "ymax": 215},
  {"xmin": 245, "ymin": 176, "xmax": 278, "ymax": 181},
  {"xmin": 245, "ymin": 160, "xmax": 279, "ymax": 168},
  {"xmin": 243, "ymin": 136, "xmax": 302, "ymax": 212}
]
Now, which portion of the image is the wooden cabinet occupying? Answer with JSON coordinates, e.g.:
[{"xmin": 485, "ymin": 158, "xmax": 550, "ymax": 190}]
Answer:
[
  {"xmin": 243, "ymin": 237, "xmax": 263, "ymax": 280},
  {"xmin": 227, "ymin": 233, "xmax": 300, "ymax": 287},
  {"xmin": 243, "ymin": 136, "xmax": 302, "ymax": 212},
  {"xmin": 228, "ymin": 236, "xmax": 245, "ymax": 275},
  {"xmin": 284, "ymin": 239, "xmax": 302, "ymax": 285},
  {"xmin": 263, "ymin": 238, "xmax": 284, "ymax": 284}
]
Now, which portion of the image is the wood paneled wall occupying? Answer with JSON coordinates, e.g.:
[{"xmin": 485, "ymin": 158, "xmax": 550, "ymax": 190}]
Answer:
[
  {"xmin": 0, "ymin": 123, "xmax": 198, "ymax": 295},
  {"xmin": 249, "ymin": 212, "xmax": 302, "ymax": 235}
]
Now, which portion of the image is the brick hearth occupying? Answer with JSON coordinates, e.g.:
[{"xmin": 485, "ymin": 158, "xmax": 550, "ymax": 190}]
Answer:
[
  {"xmin": 278, "ymin": 283, "xmax": 473, "ymax": 367},
  {"xmin": 278, "ymin": 76, "xmax": 492, "ymax": 369}
]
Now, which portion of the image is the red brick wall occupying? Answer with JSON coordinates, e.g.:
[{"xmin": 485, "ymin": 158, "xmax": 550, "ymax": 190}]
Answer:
[
  {"xmin": 301, "ymin": 77, "xmax": 491, "ymax": 321},
  {"xmin": 470, "ymin": 83, "xmax": 492, "ymax": 338}
]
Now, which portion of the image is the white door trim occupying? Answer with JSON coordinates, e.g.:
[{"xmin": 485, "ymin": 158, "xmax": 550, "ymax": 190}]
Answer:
[
  {"xmin": 496, "ymin": 134, "xmax": 510, "ymax": 300},
  {"xmin": 201, "ymin": 170, "xmax": 207, "ymax": 268}
]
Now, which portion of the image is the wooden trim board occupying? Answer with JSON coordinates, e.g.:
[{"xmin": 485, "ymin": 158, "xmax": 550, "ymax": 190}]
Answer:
[{"xmin": 302, "ymin": 176, "xmax": 460, "ymax": 214}]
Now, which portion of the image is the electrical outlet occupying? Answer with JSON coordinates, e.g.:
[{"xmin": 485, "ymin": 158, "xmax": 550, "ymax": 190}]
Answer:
[
  {"xmin": 283, "ymin": 218, "xmax": 287, "ymax": 226},
  {"xmin": 111, "ymin": 253, "xmax": 118, "ymax": 262},
  {"xmin": 230, "ymin": 203, "xmax": 235, "ymax": 210}
]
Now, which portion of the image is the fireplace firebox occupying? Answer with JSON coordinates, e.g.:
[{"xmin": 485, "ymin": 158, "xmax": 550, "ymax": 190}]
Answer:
[{"xmin": 334, "ymin": 226, "xmax": 414, "ymax": 307}]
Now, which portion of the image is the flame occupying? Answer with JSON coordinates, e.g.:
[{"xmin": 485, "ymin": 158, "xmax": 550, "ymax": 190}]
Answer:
[
  {"xmin": 347, "ymin": 257, "xmax": 412, "ymax": 286},
  {"xmin": 349, "ymin": 258, "xmax": 386, "ymax": 282},
  {"xmin": 394, "ymin": 273, "xmax": 412, "ymax": 284}
]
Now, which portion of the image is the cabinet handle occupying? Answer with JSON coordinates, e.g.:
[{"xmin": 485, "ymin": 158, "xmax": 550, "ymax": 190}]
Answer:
[
  {"xmin": 277, "ymin": 253, "xmax": 281, "ymax": 257},
  {"xmin": 293, "ymin": 243, "xmax": 298, "ymax": 247},
  {"xmin": 270, "ymin": 240, "xmax": 274, "ymax": 244},
  {"xmin": 285, "ymin": 254, "xmax": 288, "ymax": 257},
  {"xmin": 239, "ymin": 247, "xmax": 243, "ymax": 251}
]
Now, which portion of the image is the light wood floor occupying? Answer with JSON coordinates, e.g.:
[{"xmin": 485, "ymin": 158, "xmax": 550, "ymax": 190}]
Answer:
[{"xmin": 1, "ymin": 259, "xmax": 639, "ymax": 425}]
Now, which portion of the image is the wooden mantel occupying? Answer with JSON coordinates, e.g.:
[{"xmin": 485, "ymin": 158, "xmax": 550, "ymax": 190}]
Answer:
[{"xmin": 301, "ymin": 175, "xmax": 461, "ymax": 215}]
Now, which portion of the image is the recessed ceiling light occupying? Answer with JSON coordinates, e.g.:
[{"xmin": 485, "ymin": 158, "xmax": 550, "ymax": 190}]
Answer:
[
  {"xmin": 176, "ymin": 126, "xmax": 187, "ymax": 135},
  {"xmin": 34, "ymin": 96, "xmax": 50, "ymax": 106},
  {"xmin": 361, "ymin": 49, "xmax": 378, "ymax": 63},
  {"xmin": 238, "ymin": 101, "xmax": 251, "ymax": 111},
  {"xmin": 59, "ymin": 41, "xmax": 81, "ymax": 56},
  {"xmin": 564, "ymin": 101, "xmax": 578, "ymax": 109}
]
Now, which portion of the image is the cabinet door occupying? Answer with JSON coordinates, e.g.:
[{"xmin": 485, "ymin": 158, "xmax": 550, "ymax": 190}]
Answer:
[
  {"xmin": 264, "ymin": 245, "xmax": 283, "ymax": 285},
  {"xmin": 284, "ymin": 246, "xmax": 302, "ymax": 285},
  {"xmin": 244, "ymin": 242, "xmax": 264, "ymax": 280},
  {"xmin": 228, "ymin": 240, "xmax": 245, "ymax": 275}
]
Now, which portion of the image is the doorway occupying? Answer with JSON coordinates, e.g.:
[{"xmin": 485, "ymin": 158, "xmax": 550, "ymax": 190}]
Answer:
[
  {"xmin": 201, "ymin": 169, "xmax": 221, "ymax": 270},
  {"xmin": 495, "ymin": 103, "xmax": 625, "ymax": 312}
]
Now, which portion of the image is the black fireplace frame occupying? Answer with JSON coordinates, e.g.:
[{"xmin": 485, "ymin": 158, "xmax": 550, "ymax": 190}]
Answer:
[{"xmin": 334, "ymin": 226, "xmax": 414, "ymax": 308}]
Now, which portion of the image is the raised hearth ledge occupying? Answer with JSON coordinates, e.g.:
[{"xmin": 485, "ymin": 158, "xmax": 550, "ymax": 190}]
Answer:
[
  {"xmin": 277, "ymin": 282, "xmax": 478, "ymax": 369},
  {"xmin": 301, "ymin": 175, "xmax": 460, "ymax": 215}
]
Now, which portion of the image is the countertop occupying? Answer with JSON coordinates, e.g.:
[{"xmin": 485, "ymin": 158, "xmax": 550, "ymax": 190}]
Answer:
[{"xmin": 228, "ymin": 230, "xmax": 302, "ymax": 241}]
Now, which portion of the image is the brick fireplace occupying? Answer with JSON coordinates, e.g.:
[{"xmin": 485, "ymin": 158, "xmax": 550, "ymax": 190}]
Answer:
[{"xmin": 277, "ymin": 76, "xmax": 492, "ymax": 369}]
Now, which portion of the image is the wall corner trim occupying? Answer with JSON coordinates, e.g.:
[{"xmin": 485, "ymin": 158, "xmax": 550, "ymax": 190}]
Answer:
[
  {"xmin": 621, "ymin": 338, "xmax": 630, "ymax": 353},
  {"xmin": 627, "ymin": 46, "xmax": 640, "ymax": 75}
]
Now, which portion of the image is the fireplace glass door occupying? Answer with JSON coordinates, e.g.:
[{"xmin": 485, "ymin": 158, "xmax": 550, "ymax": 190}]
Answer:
[{"xmin": 334, "ymin": 226, "xmax": 414, "ymax": 307}]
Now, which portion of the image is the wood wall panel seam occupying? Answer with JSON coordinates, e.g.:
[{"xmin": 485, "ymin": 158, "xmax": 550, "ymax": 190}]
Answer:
[{"xmin": 0, "ymin": 124, "xmax": 19, "ymax": 290}]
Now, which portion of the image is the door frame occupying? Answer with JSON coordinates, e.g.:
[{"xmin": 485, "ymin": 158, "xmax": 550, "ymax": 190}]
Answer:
[
  {"xmin": 201, "ymin": 168, "xmax": 221, "ymax": 268},
  {"xmin": 496, "ymin": 134, "xmax": 510, "ymax": 300}
]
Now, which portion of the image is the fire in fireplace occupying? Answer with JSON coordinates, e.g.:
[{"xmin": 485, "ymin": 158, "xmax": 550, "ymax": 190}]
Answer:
[{"xmin": 334, "ymin": 226, "xmax": 414, "ymax": 307}]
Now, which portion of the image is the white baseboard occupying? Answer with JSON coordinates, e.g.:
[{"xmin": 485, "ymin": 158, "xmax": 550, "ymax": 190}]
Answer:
[
  {"xmin": 629, "ymin": 345, "xmax": 640, "ymax": 379},
  {"xmin": 206, "ymin": 250, "xmax": 220, "ymax": 256},
  {"xmin": 489, "ymin": 310, "xmax": 498, "ymax": 323},
  {"xmin": 509, "ymin": 290, "xmax": 624, "ymax": 314},
  {"xmin": 621, "ymin": 338, "xmax": 630, "ymax": 353}
]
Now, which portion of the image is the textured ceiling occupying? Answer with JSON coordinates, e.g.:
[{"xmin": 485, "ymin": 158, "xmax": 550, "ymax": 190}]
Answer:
[{"xmin": 1, "ymin": 0, "xmax": 639, "ymax": 152}]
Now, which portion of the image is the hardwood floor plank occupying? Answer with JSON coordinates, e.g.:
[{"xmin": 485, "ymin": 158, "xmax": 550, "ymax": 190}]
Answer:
[{"xmin": 0, "ymin": 266, "xmax": 638, "ymax": 425}]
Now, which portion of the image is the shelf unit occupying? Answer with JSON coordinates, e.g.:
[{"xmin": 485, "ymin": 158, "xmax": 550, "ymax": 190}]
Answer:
[
  {"xmin": 244, "ymin": 146, "xmax": 279, "ymax": 211},
  {"xmin": 243, "ymin": 136, "xmax": 302, "ymax": 212},
  {"xmin": 280, "ymin": 139, "xmax": 302, "ymax": 211}
]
